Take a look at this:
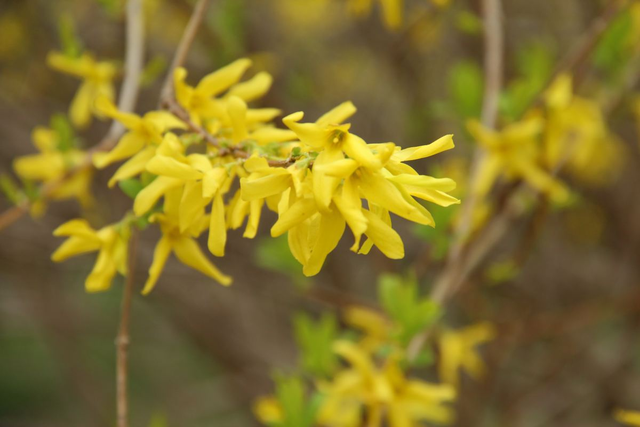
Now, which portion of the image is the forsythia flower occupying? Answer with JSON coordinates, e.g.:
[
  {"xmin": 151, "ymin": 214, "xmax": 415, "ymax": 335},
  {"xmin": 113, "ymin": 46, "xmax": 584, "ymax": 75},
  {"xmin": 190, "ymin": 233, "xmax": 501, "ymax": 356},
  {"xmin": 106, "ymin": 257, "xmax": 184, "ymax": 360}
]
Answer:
[
  {"xmin": 92, "ymin": 96, "xmax": 186, "ymax": 187},
  {"xmin": 13, "ymin": 125, "xmax": 93, "ymax": 214},
  {"xmin": 438, "ymin": 322, "xmax": 496, "ymax": 386},
  {"xmin": 317, "ymin": 340, "xmax": 456, "ymax": 427},
  {"xmin": 51, "ymin": 219, "xmax": 129, "ymax": 292},
  {"xmin": 47, "ymin": 51, "xmax": 117, "ymax": 128},
  {"xmin": 543, "ymin": 74, "xmax": 624, "ymax": 186},
  {"xmin": 242, "ymin": 107, "xmax": 459, "ymax": 276},
  {"xmin": 467, "ymin": 118, "xmax": 569, "ymax": 202},
  {"xmin": 174, "ymin": 58, "xmax": 278, "ymax": 130},
  {"xmin": 616, "ymin": 409, "xmax": 640, "ymax": 426},
  {"xmin": 142, "ymin": 184, "xmax": 232, "ymax": 295},
  {"xmin": 347, "ymin": 0, "xmax": 403, "ymax": 30},
  {"xmin": 343, "ymin": 306, "xmax": 392, "ymax": 353}
]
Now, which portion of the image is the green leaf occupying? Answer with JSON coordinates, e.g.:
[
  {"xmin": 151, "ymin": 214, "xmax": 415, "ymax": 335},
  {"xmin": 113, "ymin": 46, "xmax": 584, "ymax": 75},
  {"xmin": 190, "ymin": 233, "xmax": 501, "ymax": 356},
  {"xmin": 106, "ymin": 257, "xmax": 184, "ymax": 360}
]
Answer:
[
  {"xmin": 449, "ymin": 60, "xmax": 484, "ymax": 119},
  {"xmin": 118, "ymin": 178, "xmax": 144, "ymax": 199},
  {"xmin": 50, "ymin": 114, "xmax": 77, "ymax": 152},
  {"xmin": 272, "ymin": 374, "xmax": 318, "ymax": 427},
  {"xmin": 455, "ymin": 10, "xmax": 482, "ymax": 35},
  {"xmin": 293, "ymin": 312, "xmax": 338, "ymax": 377},
  {"xmin": 0, "ymin": 174, "xmax": 21, "ymax": 205},
  {"xmin": 378, "ymin": 274, "xmax": 442, "ymax": 346},
  {"xmin": 57, "ymin": 14, "xmax": 83, "ymax": 58}
]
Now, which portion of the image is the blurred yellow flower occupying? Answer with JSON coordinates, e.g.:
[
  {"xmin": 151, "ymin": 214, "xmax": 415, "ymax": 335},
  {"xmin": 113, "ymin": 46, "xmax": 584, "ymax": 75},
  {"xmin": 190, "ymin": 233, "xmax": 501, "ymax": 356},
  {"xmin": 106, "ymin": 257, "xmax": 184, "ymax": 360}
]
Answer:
[
  {"xmin": 543, "ymin": 74, "xmax": 624, "ymax": 187},
  {"xmin": 318, "ymin": 340, "xmax": 456, "ymax": 427},
  {"xmin": 13, "ymin": 125, "xmax": 93, "ymax": 213},
  {"xmin": 438, "ymin": 322, "xmax": 496, "ymax": 386},
  {"xmin": 344, "ymin": 306, "xmax": 392, "ymax": 353},
  {"xmin": 616, "ymin": 409, "xmax": 640, "ymax": 426},
  {"xmin": 467, "ymin": 118, "xmax": 568, "ymax": 202},
  {"xmin": 51, "ymin": 219, "xmax": 129, "ymax": 292},
  {"xmin": 47, "ymin": 52, "xmax": 117, "ymax": 128}
]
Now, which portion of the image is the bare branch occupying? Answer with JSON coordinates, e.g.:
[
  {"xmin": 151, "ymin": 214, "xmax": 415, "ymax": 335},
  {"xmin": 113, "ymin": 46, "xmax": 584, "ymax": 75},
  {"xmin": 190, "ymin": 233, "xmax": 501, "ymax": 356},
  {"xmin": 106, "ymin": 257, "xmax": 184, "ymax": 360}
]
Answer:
[{"xmin": 159, "ymin": 0, "xmax": 212, "ymax": 107}]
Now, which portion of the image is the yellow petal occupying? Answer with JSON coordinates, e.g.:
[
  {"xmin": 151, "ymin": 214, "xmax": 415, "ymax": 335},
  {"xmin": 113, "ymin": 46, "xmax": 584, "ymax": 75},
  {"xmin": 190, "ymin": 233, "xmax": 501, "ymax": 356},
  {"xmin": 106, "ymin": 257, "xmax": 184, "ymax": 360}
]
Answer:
[
  {"xmin": 32, "ymin": 126, "xmax": 57, "ymax": 153},
  {"xmin": 47, "ymin": 52, "xmax": 94, "ymax": 77},
  {"xmin": 141, "ymin": 236, "xmax": 172, "ymax": 295},
  {"xmin": 226, "ymin": 71, "xmax": 272, "ymax": 102},
  {"xmin": 253, "ymin": 397, "xmax": 283, "ymax": 425},
  {"xmin": 94, "ymin": 96, "xmax": 142, "ymax": 130},
  {"xmin": 69, "ymin": 81, "xmax": 96, "ymax": 128},
  {"xmin": 227, "ymin": 96, "xmax": 249, "ymax": 142},
  {"xmin": 243, "ymin": 199, "xmax": 263, "ymax": 239},
  {"xmin": 393, "ymin": 135, "xmax": 455, "ymax": 162},
  {"xmin": 283, "ymin": 112, "xmax": 329, "ymax": 149},
  {"xmin": 179, "ymin": 181, "xmax": 210, "ymax": 232},
  {"xmin": 615, "ymin": 410, "xmax": 640, "ymax": 426},
  {"xmin": 107, "ymin": 146, "xmax": 156, "ymax": 188},
  {"xmin": 342, "ymin": 133, "xmax": 381, "ymax": 170},
  {"xmin": 195, "ymin": 58, "xmax": 252, "ymax": 97},
  {"xmin": 361, "ymin": 208, "xmax": 404, "ymax": 259},
  {"xmin": 93, "ymin": 131, "xmax": 147, "ymax": 169},
  {"xmin": 85, "ymin": 247, "xmax": 117, "ymax": 292},
  {"xmin": 53, "ymin": 218, "xmax": 97, "ymax": 237},
  {"xmin": 303, "ymin": 208, "xmax": 345, "ymax": 276},
  {"xmin": 240, "ymin": 172, "xmax": 291, "ymax": 201},
  {"xmin": 208, "ymin": 192, "xmax": 227, "ymax": 257},
  {"xmin": 333, "ymin": 179, "xmax": 367, "ymax": 252},
  {"xmin": 172, "ymin": 237, "xmax": 232, "ymax": 285},
  {"xmin": 271, "ymin": 197, "xmax": 317, "ymax": 237},
  {"xmin": 202, "ymin": 168, "xmax": 228, "ymax": 198},
  {"xmin": 13, "ymin": 153, "xmax": 64, "ymax": 181},
  {"xmin": 146, "ymin": 155, "xmax": 202, "ymax": 180},
  {"xmin": 333, "ymin": 340, "xmax": 375, "ymax": 380},
  {"xmin": 143, "ymin": 111, "xmax": 186, "ymax": 132},
  {"xmin": 51, "ymin": 235, "xmax": 102, "ymax": 262},
  {"xmin": 316, "ymin": 101, "xmax": 357, "ymax": 126},
  {"xmin": 133, "ymin": 176, "xmax": 183, "ymax": 216}
]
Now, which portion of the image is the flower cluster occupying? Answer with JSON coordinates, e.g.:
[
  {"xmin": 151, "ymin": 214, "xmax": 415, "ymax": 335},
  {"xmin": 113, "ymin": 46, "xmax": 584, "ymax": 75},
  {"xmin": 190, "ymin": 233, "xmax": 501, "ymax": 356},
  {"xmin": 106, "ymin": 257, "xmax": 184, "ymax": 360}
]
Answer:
[
  {"xmin": 253, "ymin": 275, "xmax": 495, "ymax": 427},
  {"xmin": 47, "ymin": 58, "xmax": 459, "ymax": 294}
]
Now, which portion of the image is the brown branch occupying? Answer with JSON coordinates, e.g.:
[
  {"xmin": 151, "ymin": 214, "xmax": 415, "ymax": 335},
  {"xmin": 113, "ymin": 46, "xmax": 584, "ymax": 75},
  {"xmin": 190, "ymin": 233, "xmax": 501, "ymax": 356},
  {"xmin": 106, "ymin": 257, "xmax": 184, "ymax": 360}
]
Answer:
[
  {"xmin": 116, "ymin": 229, "xmax": 139, "ymax": 427},
  {"xmin": 159, "ymin": 0, "xmax": 212, "ymax": 107}
]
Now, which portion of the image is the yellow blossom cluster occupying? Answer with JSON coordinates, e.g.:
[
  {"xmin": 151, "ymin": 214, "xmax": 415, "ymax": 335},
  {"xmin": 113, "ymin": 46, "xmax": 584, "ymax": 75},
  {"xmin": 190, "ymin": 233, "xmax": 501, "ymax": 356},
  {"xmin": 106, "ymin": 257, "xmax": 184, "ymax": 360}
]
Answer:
[
  {"xmin": 47, "ymin": 57, "xmax": 458, "ymax": 293},
  {"xmin": 253, "ymin": 286, "xmax": 495, "ymax": 427}
]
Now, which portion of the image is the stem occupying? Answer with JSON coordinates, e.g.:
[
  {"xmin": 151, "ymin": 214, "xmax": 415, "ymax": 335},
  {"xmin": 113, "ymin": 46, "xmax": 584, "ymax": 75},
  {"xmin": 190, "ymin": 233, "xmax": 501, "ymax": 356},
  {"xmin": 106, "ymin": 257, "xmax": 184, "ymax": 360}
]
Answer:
[
  {"xmin": 159, "ymin": 0, "xmax": 212, "ymax": 106},
  {"xmin": 116, "ymin": 230, "xmax": 139, "ymax": 427}
]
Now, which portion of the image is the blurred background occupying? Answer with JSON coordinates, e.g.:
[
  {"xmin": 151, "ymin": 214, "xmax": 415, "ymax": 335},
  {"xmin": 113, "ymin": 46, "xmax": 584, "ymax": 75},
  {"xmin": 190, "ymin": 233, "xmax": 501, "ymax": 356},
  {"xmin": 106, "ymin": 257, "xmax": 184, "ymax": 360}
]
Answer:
[{"xmin": 1, "ymin": 0, "xmax": 640, "ymax": 426}]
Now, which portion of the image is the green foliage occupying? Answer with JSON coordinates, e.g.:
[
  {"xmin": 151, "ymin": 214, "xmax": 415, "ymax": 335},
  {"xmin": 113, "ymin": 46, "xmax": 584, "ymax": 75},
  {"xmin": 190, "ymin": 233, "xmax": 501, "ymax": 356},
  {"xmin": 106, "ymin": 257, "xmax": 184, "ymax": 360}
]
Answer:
[
  {"xmin": 293, "ymin": 312, "xmax": 338, "ymax": 377},
  {"xmin": 271, "ymin": 374, "xmax": 321, "ymax": 427},
  {"xmin": 378, "ymin": 274, "xmax": 441, "ymax": 347},
  {"xmin": 455, "ymin": 10, "xmax": 483, "ymax": 36},
  {"xmin": 485, "ymin": 259, "xmax": 518, "ymax": 285},
  {"xmin": 500, "ymin": 42, "xmax": 554, "ymax": 122},
  {"xmin": 449, "ymin": 60, "xmax": 484, "ymax": 120},
  {"xmin": 57, "ymin": 14, "xmax": 83, "ymax": 58},
  {"xmin": 0, "ymin": 174, "xmax": 21, "ymax": 205},
  {"xmin": 118, "ymin": 178, "xmax": 144, "ymax": 199},
  {"xmin": 593, "ymin": 10, "xmax": 634, "ymax": 82},
  {"xmin": 50, "ymin": 114, "xmax": 78, "ymax": 152}
]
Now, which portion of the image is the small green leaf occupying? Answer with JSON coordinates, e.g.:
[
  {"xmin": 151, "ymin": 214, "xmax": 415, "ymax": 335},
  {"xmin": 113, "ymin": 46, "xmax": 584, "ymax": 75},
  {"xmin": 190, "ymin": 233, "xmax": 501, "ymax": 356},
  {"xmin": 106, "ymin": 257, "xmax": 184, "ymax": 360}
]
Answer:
[
  {"xmin": 293, "ymin": 312, "xmax": 338, "ymax": 377},
  {"xmin": 118, "ymin": 178, "xmax": 144, "ymax": 199},
  {"xmin": 0, "ymin": 174, "xmax": 21, "ymax": 205},
  {"xmin": 57, "ymin": 14, "xmax": 83, "ymax": 58},
  {"xmin": 449, "ymin": 60, "xmax": 484, "ymax": 119},
  {"xmin": 455, "ymin": 10, "xmax": 482, "ymax": 35},
  {"xmin": 50, "ymin": 114, "xmax": 77, "ymax": 152}
]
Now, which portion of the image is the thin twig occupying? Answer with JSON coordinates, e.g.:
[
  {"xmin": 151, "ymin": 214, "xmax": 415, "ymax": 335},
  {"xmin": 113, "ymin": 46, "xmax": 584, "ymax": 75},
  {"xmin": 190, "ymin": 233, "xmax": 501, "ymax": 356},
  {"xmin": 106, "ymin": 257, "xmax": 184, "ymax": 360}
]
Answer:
[
  {"xmin": 159, "ymin": 0, "xmax": 212, "ymax": 107},
  {"xmin": 116, "ymin": 229, "xmax": 139, "ymax": 427}
]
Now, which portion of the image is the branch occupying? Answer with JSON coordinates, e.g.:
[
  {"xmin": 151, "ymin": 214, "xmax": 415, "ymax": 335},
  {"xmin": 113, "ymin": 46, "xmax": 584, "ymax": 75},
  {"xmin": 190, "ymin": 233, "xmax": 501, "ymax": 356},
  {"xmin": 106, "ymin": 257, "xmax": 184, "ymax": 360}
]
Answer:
[
  {"xmin": 159, "ymin": 0, "xmax": 212, "ymax": 107},
  {"xmin": 116, "ymin": 229, "xmax": 139, "ymax": 427}
]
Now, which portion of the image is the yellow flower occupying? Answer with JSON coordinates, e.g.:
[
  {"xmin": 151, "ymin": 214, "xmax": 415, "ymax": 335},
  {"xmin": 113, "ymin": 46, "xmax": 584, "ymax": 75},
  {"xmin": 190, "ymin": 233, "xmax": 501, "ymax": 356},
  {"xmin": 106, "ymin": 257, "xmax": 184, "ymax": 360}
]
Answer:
[
  {"xmin": 174, "ymin": 58, "xmax": 278, "ymax": 129},
  {"xmin": 142, "ymin": 184, "xmax": 231, "ymax": 295},
  {"xmin": 347, "ymin": 0, "xmax": 403, "ymax": 30},
  {"xmin": 616, "ymin": 409, "xmax": 640, "ymax": 426},
  {"xmin": 543, "ymin": 74, "xmax": 624, "ymax": 187},
  {"xmin": 253, "ymin": 397, "xmax": 284, "ymax": 425},
  {"xmin": 467, "ymin": 118, "xmax": 569, "ymax": 202},
  {"xmin": 47, "ymin": 51, "xmax": 117, "ymax": 128},
  {"xmin": 241, "ymin": 102, "xmax": 459, "ymax": 277},
  {"xmin": 92, "ymin": 96, "xmax": 186, "ymax": 186},
  {"xmin": 438, "ymin": 322, "xmax": 496, "ymax": 386},
  {"xmin": 51, "ymin": 219, "xmax": 129, "ymax": 292},
  {"xmin": 13, "ymin": 125, "xmax": 93, "ymax": 212},
  {"xmin": 318, "ymin": 340, "xmax": 456, "ymax": 427},
  {"xmin": 343, "ymin": 306, "xmax": 392, "ymax": 353}
]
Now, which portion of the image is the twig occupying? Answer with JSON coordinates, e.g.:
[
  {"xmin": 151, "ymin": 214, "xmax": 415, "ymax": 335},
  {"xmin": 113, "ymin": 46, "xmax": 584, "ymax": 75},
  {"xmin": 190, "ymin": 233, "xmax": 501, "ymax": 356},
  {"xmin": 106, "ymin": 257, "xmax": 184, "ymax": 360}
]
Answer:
[
  {"xmin": 159, "ymin": 0, "xmax": 212, "ymax": 107},
  {"xmin": 116, "ymin": 229, "xmax": 139, "ymax": 427}
]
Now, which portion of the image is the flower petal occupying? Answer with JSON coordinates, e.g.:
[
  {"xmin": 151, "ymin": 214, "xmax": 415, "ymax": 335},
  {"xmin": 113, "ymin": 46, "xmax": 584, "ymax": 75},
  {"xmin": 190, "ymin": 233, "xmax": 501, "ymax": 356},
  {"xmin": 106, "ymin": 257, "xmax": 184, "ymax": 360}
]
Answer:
[{"xmin": 172, "ymin": 236, "xmax": 232, "ymax": 285}]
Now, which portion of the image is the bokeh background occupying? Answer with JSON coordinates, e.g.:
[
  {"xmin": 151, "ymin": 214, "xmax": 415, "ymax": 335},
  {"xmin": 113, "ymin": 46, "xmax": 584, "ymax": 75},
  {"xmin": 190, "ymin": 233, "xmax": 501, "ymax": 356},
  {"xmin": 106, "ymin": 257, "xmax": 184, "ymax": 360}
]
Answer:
[{"xmin": 1, "ymin": 0, "xmax": 640, "ymax": 426}]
